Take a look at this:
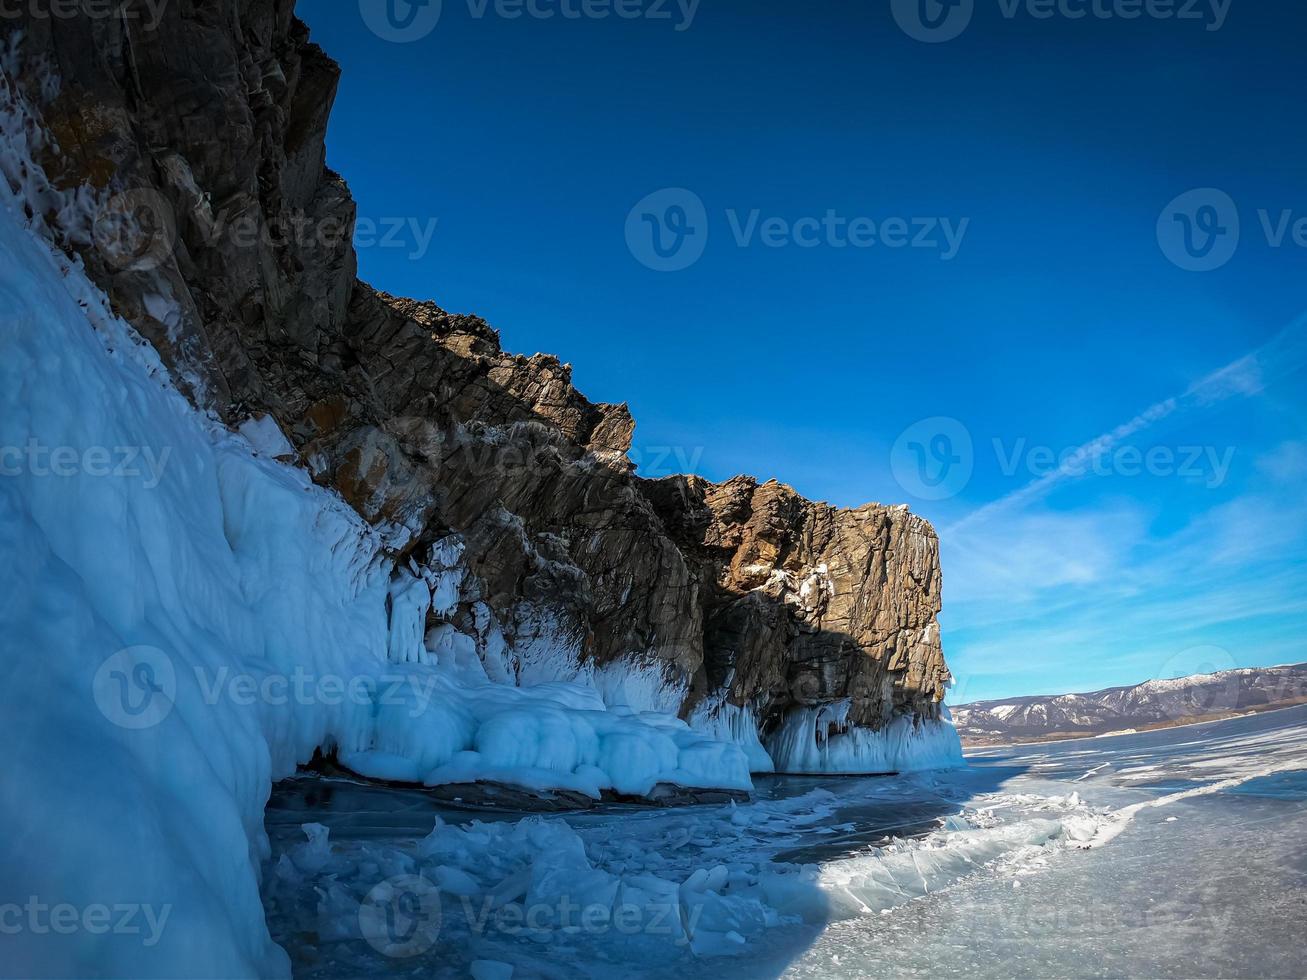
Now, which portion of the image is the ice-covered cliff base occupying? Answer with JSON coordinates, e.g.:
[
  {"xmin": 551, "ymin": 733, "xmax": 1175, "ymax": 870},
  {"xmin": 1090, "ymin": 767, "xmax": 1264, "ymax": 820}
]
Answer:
[
  {"xmin": 0, "ymin": 64, "xmax": 960, "ymax": 976},
  {"xmin": 767, "ymin": 702, "xmax": 964, "ymax": 774},
  {"xmin": 0, "ymin": 147, "xmax": 745, "ymax": 974},
  {"xmin": 689, "ymin": 699, "xmax": 963, "ymax": 776}
]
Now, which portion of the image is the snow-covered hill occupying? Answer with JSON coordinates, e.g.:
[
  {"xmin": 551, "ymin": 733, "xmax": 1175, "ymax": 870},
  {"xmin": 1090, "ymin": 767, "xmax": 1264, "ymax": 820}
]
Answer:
[{"xmin": 953, "ymin": 664, "xmax": 1307, "ymax": 744}]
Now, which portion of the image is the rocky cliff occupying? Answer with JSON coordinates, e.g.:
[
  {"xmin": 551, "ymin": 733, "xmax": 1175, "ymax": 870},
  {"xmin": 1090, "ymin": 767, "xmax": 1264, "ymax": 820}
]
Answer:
[{"xmin": 4, "ymin": 1, "xmax": 950, "ymax": 756}]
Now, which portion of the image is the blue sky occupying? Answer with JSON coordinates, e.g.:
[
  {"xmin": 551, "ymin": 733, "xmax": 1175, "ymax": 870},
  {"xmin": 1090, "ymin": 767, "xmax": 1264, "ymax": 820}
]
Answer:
[{"xmin": 302, "ymin": 0, "xmax": 1306, "ymax": 702}]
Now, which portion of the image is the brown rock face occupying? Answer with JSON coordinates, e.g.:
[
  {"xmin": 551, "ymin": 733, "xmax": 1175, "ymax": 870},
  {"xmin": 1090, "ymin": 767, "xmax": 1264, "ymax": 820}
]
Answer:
[
  {"xmin": 647, "ymin": 476, "xmax": 950, "ymax": 729},
  {"xmin": 4, "ymin": 1, "xmax": 950, "ymax": 743}
]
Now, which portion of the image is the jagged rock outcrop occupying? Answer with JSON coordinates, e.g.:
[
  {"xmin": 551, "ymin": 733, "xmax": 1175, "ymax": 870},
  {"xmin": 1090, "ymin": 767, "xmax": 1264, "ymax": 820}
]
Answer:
[
  {"xmin": 649, "ymin": 476, "xmax": 949, "ymax": 729},
  {"xmin": 4, "ymin": 0, "xmax": 950, "ymax": 744}
]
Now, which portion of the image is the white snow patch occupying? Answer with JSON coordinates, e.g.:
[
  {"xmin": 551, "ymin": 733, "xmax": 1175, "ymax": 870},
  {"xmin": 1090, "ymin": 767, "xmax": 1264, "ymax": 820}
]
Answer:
[
  {"xmin": 1071, "ymin": 760, "xmax": 1307, "ymax": 849},
  {"xmin": 237, "ymin": 414, "xmax": 296, "ymax": 460}
]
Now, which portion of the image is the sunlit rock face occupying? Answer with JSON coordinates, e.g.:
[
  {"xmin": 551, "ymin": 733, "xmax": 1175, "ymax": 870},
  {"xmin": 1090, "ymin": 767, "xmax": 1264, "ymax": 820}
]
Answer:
[
  {"xmin": 10, "ymin": 0, "xmax": 950, "ymax": 744},
  {"xmin": 647, "ymin": 475, "xmax": 951, "ymax": 731}
]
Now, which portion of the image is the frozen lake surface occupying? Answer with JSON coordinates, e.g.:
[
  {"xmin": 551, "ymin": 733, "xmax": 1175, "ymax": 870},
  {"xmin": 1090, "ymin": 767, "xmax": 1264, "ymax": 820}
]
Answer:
[{"xmin": 263, "ymin": 706, "xmax": 1307, "ymax": 978}]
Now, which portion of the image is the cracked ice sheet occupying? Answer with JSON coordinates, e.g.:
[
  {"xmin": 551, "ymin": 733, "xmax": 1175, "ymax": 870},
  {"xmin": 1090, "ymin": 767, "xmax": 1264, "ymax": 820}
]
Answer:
[
  {"xmin": 264, "ymin": 705, "xmax": 1307, "ymax": 978},
  {"xmin": 259, "ymin": 778, "xmax": 1127, "ymax": 976},
  {"xmin": 781, "ymin": 705, "xmax": 1307, "ymax": 980}
]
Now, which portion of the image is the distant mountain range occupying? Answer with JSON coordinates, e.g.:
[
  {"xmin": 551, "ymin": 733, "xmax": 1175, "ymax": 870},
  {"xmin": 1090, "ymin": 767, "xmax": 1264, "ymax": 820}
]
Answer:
[{"xmin": 953, "ymin": 663, "xmax": 1307, "ymax": 745}]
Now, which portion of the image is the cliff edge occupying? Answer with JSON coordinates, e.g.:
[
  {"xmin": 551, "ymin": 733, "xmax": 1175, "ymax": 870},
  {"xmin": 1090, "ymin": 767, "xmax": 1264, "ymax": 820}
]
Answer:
[{"xmin": 5, "ymin": 0, "xmax": 951, "ymax": 761}]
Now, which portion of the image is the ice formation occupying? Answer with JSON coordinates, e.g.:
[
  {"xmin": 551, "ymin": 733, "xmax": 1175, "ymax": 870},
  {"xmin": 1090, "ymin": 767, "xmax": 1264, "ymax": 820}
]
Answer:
[
  {"xmin": 689, "ymin": 699, "xmax": 776, "ymax": 773},
  {"xmin": 766, "ymin": 702, "xmax": 964, "ymax": 774},
  {"xmin": 254, "ymin": 706, "xmax": 1307, "ymax": 975},
  {"xmin": 0, "ymin": 90, "xmax": 743, "ymax": 973},
  {"xmin": 259, "ymin": 774, "xmax": 1141, "ymax": 975},
  {"xmin": 0, "ymin": 58, "xmax": 966, "ymax": 977}
]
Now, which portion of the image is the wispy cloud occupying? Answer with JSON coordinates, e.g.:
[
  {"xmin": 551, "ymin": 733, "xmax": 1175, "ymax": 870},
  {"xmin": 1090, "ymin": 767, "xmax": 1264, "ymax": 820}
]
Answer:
[
  {"xmin": 943, "ymin": 504, "xmax": 1147, "ymax": 605},
  {"xmin": 945, "ymin": 315, "xmax": 1307, "ymax": 537},
  {"xmin": 940, "ymin": 310, "xmax": 1307, "ymax": 702}
]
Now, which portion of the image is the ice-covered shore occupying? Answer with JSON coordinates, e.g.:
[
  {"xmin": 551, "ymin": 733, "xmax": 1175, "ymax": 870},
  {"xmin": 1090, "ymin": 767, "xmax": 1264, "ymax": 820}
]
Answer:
[
  {"xmin": 6, "ymin": 98, "xmax": 1304, "ymax": 979},
  {"xmin": 0, "ymin": 79, "xmax": 767, "ymax": 975},
  {"xmin": 766, "ymin": 701, "xmax": 964, "ymax": 774},
  {"xmin": 264, "ymin": 706, "xmax": 1307, "ymax": 978},
  {"xmin": 0, "ymin": 177, "xmax": 758, "ymax": 974},
  {"xmin": 0, "ymin": 72, "xmax": 969, "ymax": 975}
]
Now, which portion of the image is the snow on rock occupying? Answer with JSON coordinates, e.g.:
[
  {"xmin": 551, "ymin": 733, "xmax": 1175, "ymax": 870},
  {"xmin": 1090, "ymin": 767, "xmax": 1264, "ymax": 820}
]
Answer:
[
  {"xmin": 767, "ymin": 702, "xmax": 964, "ymax": 774},
  {"xmin": 236, "ymin": 414, "xmax": 296, "ymax": 460},
  {"xmin": 426, "ymin": 535, "xmax": 465, "ymax": 618},
  {"xmin": 1, "ymin": 173, "xmax": 341, "ymax": 975}
]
